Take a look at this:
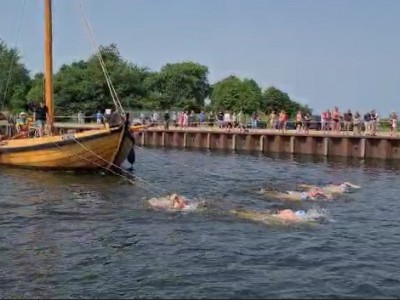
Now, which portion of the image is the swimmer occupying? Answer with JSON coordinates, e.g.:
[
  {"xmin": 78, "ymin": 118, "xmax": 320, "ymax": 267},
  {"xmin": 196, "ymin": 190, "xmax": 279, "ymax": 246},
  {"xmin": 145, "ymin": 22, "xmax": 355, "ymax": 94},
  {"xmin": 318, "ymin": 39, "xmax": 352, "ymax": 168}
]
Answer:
[
  {"xmin": 231, "ymin": 208, "xmax": 309, "ymax": 224},
  {"xmin": 262, "ymin": 187, "xmax": 332, "ymax": 201},
  {"xmin": 170, "ymin": 193, "xmax": 188, "ymax": 209},
  {"xmin": 148, "ymin": 193, "xmax": 188, "ymax": 210},
  {"xmin": 148, "ymin": 193, "xmax": 206, "ymax": 211},
  {"xmin": 298, "ymin": 182, "xmax": 361, "ymax": 195},
  {"xmin": 275, "ymin": 209, "xmax": 307, "ymax": 221}
]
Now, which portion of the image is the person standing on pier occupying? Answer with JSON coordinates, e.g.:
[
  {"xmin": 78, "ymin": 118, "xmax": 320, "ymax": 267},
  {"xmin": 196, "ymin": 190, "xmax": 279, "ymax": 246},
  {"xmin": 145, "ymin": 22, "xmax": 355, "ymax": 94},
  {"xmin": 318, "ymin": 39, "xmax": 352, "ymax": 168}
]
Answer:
[
  {"xmin": 251, "ymin": 112, "xmax": 258, "ymax": 129},
  {"xmin": 178, "ymin": 111, "xmax": 184, "ymax": 127},
  {"xmin": 224, "ymin": 111, "xmax": 232, "ymax": 129},
  {"xmin": 183, "ymin": 111, "xmax": 189, "ymax": 128},
  {"xmin": 152, "ymin": 110, "xmax": 160, "ymax": 125},
  {"xmin": 96, "ymin": 110, "xmax": 103, "ymax": 124},
  {"xmin": 295, "ymin": 110, "xmax": 303, "ymax": 133},
  {"xmin": 332, "ymin": 106, "xmax": 341, "ymax": 133},
  {"xmin": 163, "ymin": 110, "xmax": 170, "ymax": 130},
  {"xmin": 217, "ymin": 110, "xmax": 224, "ymax": 128},
  {"xmin": 171, "ymin": 111, "xmax": 177, "ymax": 127},
  {"xmin": 237, "ymin": 110, "xmax": 246, "ymax": 132},
  {"xmin": 140, "ymin": 112, "xmax": 146, "ymax": 124},
  {"xmin": 303, "ymin": 113, "xmax": 311, "ymax": 133},
  {"xmin": 370, "ymin": 110, "xmax": 378, "ymax": 136},
  {"xmin": 278, "ymin": 110, "xmax": 287, "ymax": 133},
  {"xmin": 343, "ymin": 109, "xmax": 353, "ymax": 135},
  {"xmin": 77, "ymin": 111, "xmax": 84, "ymax": 124},
  {"xmin": 231, "ymin": 111, "xmax": 238, "ymax": 128},
  {"xmin": 353, "ymin": 111, "xmax": 361, "ymax": 135},
  {"xmin": 363, "ymin": 111, "xmax": 371, "ymax": 135},
  {"xmin": 389, "ymin": 111, "xmax": 398, "ymax": 136},
  {"xmin": 199, "ymin": 110, "xmax": 206, "ymax": 126},
  {"xmin": 189, "ymin": 110, "xmax": 196, "ymax": 127},
  {"xmin": 321, "ymin": 109, "xmax": 331, "ymax": 133}
]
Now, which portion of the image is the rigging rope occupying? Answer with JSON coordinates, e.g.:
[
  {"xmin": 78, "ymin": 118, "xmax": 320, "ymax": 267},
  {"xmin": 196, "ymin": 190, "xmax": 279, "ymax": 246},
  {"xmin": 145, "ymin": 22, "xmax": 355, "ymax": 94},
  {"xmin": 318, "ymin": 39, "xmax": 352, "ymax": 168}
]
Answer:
[
  {"xmin": 70, "ymin": 134, "xmax": 227, "ymax": 200},
  {"xmin": 77, "ymin": 0, "xmax": 125, "ymax": 117},
  {"xmin": 70, "ymin": 137, "xmax": 167, "ymax": 197},
  {"xmin": 54, "ymin": 140, "xmax": 163, "ymax": 197},
  {"xmin": 1, "ymin": 0, "xmax": 28, "ymax": 110}
]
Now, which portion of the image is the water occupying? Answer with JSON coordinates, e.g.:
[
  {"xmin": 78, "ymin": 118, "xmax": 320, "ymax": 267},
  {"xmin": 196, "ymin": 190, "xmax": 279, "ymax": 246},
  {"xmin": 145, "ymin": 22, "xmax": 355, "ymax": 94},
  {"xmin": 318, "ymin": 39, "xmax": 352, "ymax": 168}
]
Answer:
[{"xmin": 1, "ymin": 149, "xmax": 400, "ymax": 299}]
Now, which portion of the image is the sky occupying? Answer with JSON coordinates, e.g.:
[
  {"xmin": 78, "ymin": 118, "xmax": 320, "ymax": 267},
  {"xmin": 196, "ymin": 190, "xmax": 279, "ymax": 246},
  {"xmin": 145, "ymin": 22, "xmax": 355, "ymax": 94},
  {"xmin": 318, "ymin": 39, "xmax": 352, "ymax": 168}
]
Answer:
[{"xmin": 1, "ymin": 0, "xmax": 400, "ymax": 115}]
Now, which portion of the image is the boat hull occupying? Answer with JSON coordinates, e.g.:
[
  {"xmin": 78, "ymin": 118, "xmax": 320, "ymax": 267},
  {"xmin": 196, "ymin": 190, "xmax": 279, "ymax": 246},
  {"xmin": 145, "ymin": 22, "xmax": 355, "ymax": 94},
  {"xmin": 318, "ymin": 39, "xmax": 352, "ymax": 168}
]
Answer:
[{"xmin": 0, "ymin": 125, "xmax": 134, "ymax": 171}]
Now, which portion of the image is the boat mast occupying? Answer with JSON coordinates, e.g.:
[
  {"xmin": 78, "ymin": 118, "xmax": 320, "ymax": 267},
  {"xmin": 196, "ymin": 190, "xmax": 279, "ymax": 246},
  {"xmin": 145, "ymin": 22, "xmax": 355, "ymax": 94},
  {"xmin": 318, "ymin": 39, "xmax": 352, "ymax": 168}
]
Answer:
[{"xmin": 44, "ymin": 0, "xmax": 54, "ymax": 133}]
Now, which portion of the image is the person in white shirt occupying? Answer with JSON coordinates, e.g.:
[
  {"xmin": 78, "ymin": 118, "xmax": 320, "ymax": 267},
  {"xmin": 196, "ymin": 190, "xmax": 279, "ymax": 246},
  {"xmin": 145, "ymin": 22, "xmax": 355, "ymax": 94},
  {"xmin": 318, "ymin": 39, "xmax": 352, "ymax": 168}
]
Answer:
[
  {"xmin": 224, "ymin": 111, "xmax": 231, "ymax": 129},
  {"xmin": 152, "ymin": 111, "xmax": 159, "ymax": 124},
  {"xmin": 232, "ymin": 112, "xmax": 237, "ymax": 127}
]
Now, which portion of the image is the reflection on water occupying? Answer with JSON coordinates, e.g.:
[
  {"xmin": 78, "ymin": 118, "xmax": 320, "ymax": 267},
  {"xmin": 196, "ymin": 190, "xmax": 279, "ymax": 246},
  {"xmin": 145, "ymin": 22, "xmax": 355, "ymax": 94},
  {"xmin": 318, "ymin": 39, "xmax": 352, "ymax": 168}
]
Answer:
[{"xmin": 1, "ymin": 149, "xmax": 400, "ymax": 298}]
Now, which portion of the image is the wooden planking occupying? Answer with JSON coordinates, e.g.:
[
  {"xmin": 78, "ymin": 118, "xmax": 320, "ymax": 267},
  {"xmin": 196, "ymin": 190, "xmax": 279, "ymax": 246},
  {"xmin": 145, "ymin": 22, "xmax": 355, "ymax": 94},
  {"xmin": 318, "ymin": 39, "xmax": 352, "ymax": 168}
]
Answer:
[
  {"xmin": 0, "ymin": 128, "xmax": 113, "ymax": 149},
  {"xmin": 0, "ymin": 128, "xmax": 127, "ymax": 169},
  {"xmin": 54, "ymin": 122, "xmax": 105, "ymax": 130},
  {"xmin": 0, "ymin": 135, "xmax": 119, "ymax": 168}
]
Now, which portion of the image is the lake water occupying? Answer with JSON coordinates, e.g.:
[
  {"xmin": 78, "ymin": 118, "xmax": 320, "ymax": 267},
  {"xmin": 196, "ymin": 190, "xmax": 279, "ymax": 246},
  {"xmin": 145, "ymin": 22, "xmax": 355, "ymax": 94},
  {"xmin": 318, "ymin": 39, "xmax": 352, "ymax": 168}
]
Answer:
[{"xmin": 1, "ymin": 148, "xmax": 400, "ymax": 299}]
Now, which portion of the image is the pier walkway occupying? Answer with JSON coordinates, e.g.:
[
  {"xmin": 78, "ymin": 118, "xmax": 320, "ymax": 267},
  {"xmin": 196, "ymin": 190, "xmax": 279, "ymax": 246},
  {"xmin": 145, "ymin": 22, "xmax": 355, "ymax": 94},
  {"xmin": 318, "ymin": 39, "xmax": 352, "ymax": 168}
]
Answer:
[{"xmin": 136, "ymin": 126, "xmax": 400, "ymax": 160}]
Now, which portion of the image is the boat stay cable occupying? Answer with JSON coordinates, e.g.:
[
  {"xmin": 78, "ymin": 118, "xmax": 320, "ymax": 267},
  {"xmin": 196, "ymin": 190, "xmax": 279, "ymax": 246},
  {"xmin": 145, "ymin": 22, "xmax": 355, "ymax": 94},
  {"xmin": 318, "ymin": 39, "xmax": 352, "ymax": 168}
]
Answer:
[
  {"xmin": 66, "ymin": 137, "xmax": 167, "ymax": 197},
  {"xmin": 77, "ymin": 0, "xmax": 125, "ymax": 118},
  {"xmin": 1, "ymin": 0, "xmax": 28, "ymax": 110}
]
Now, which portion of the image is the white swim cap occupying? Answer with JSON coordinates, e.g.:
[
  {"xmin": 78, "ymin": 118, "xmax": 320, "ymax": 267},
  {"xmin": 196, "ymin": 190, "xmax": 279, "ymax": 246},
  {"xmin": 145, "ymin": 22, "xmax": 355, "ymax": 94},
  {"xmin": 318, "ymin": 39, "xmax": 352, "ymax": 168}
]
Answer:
[{"xmin": 295, "ymin": 210, "xmax": 306, "ymax": 217}]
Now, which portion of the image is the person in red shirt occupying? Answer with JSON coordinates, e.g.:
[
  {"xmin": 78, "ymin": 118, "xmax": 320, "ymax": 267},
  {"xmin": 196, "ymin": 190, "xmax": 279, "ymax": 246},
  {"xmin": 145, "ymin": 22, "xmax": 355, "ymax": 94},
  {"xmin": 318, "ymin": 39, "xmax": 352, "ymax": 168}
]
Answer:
[{"xmin": 279, "ymin": 110, "xmax": 287, "ymax": 133}]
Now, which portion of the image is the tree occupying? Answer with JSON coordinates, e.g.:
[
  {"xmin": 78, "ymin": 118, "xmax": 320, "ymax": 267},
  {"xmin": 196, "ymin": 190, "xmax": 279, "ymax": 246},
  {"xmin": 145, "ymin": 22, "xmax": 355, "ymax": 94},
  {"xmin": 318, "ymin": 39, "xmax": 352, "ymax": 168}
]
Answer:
[
  {"xmin": 210, "ymin": 75, "xmax": 263, "ymax": 114},
  {"xmin": 26, "ymin": 73, "xmax": 44, "ymax": 104},
  {"xmin": 49, "ymin": 44, "xmax": 151, "ymax": 115},
  {"xmin": 0, "ymin": 39, "xmax": 316, "ymax": 118},
  {"xmin": 152, "ymin": 61, "xmax": 211, "ymax": 109},
  {"xmin": 0, "ymin": 40, "xmax": 31, "ymax": 111},
  {"xmin": 262, "ymin": 86, "xmax": 311, "ymax": 117}
]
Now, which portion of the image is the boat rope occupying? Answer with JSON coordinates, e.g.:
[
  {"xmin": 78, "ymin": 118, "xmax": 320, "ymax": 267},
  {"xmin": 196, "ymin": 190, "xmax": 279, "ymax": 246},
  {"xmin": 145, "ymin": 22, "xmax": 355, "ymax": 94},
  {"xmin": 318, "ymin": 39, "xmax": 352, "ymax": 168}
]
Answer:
[
  {"xmin": 77, "ymin": 0, "xmax": 125, "ymax": 117},
  {"xmin": 134, "ymin": 144, "xmax": 245, "ymax": 181},
  {"xmin": 77, "ymin": 0, "xmax": 121, "ymax": 113},
  {"xmin": 53, "ymin": 140, "xmax": 163, "ymax": 197},
  {"xmin": 70, "ymin": 136, "xmax": 167, "ymax": 197},
  {"xmin": 1, "ymin": 0, "xmax": 27, "ymax": 110}
]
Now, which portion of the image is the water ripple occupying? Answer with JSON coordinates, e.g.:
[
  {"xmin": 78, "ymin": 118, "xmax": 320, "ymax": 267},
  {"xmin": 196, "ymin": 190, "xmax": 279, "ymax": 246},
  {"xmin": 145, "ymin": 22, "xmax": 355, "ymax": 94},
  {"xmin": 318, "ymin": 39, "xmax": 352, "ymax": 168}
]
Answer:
[{"xmin": 1, "ymin": 149, "xmax": 400, "ymax": 298}]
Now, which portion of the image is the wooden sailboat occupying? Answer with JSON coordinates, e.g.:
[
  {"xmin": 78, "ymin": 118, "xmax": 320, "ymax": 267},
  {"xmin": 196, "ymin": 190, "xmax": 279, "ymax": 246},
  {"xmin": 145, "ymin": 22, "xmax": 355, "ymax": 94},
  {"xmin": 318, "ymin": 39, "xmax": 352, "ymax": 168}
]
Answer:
[{"xmin": 0, "ymin": 0, "xmax": 135, "ymax": 170}]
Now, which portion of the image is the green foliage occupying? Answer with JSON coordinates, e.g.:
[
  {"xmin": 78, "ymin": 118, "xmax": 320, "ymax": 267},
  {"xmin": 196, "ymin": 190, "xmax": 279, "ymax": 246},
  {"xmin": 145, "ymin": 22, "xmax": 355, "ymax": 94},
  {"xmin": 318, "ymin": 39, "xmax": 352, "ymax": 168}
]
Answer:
[
  {"xmin": 147, "ymin": 61, "xmax": 211, "ymax": 109},
  {"xmin": 263, "ymin": 86, "xmax": 312, "ymax": 118},
  {"xmin": 51, "ymin": 44, "xmax": 152, "ymax": 115},
  {"xmin": 26, "ymin": 73, "xmax": 44, "ymax": 103},
  {"xmin": 210, "ymin": 75, "xmax": 263, "ymax": 114},
  {"xmin": 0, "ymin": 40, "xmax": 313, "ymax": 117},
  {"xmin": 0, "ymin": 39, "xmax": 31, "ymax": 111}
]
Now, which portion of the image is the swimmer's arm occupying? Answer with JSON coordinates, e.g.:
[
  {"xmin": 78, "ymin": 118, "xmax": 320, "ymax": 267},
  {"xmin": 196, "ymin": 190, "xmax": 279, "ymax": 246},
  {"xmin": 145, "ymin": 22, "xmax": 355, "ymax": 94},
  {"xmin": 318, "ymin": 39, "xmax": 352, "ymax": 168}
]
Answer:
[
  {"xmin": 345, "ymin": 182, "xmax": 361, "ymax": 189},
  {"xmin": 311, "ymin": 191, "xmax": 332, "ymax": 200},
  {"xmin": 297, "ymin": 184, "xmax": 314, "ymax": 190}
]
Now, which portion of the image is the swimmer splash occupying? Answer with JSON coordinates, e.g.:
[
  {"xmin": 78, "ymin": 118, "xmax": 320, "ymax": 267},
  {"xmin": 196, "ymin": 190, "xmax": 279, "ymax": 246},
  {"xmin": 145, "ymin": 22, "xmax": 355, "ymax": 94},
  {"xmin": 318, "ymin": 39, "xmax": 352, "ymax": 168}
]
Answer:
[
  {"xmin": 261, "ymin": 187, "xmax": 332, "ymax": 202},
  {"xmin": 148, "ymin": 194, "xmax": 204, "ymax": 212},
  {"xmin": 231, "ymin": 208, "xmax": 329, "ymax": 225},
  {"xmin": 298, "ymin": 182, "xmax": 361, "ymax": 195}
]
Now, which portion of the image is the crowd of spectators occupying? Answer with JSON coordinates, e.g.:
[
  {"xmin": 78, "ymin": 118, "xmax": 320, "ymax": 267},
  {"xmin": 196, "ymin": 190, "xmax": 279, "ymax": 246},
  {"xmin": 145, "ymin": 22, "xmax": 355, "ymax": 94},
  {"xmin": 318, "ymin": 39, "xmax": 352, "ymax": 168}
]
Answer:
[{"xmin": 136, "ymin": 107, "xmax": 399, "ymax": 136}]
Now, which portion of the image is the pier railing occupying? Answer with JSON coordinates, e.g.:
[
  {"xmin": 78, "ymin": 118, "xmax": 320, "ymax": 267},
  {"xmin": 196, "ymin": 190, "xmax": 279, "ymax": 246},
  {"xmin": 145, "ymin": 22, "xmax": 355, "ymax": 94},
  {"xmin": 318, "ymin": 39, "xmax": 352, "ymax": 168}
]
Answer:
[{"xmin": 134, "ymin": 127, "xmax": 400, "ymax": 160}]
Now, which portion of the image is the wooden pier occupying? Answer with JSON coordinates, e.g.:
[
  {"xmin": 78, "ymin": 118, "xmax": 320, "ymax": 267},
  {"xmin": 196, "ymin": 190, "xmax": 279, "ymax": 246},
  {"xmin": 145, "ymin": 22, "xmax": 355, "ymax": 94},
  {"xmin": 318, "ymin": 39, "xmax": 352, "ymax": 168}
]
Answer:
[{"xmin": 135, "ymin": 127, "xmax": 400, "ymax": 160}]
